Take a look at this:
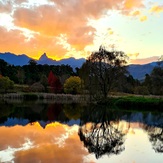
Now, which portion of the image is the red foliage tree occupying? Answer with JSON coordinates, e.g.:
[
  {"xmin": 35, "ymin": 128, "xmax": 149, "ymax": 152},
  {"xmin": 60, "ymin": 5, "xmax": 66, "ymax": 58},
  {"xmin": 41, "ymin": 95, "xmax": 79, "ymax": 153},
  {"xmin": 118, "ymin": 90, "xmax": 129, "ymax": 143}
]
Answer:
[
  {"xmin": 47, "ymin": 103, "xmax": 62, "ymax": 121},
  {"xmin": 48, "ymin": 70, "xmax": 62, "ymax": 93}
]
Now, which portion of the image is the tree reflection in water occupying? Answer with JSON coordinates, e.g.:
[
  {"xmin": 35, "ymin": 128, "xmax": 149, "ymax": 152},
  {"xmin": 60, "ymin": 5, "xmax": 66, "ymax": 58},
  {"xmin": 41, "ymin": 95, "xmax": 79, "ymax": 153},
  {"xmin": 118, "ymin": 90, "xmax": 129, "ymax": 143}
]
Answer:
[
  {"xmin": 147, "ymin": 126, "xmax": 163, "ymax": 153},
  {"xmin": 78, "ymin": 105, "xmax": 125, "ymax": 159}
]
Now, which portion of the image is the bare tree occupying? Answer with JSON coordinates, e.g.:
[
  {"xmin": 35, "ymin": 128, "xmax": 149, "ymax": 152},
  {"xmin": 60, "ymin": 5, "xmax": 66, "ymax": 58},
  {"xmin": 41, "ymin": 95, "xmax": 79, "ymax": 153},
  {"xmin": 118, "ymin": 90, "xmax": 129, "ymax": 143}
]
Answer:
[{"xmin": 80, "ymin": 46, "xmax": 128, "ymax": 100}]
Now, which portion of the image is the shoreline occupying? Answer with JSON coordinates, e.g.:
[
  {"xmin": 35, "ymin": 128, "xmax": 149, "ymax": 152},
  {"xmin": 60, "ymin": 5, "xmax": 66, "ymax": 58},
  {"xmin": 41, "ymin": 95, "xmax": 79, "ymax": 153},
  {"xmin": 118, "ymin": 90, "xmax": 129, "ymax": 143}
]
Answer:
[
  {"xmin": 0, "ymin": 92, "xmax": 90, "ymax": 104},
  {"xmin": 0, "ymin": 93, "xmax": 163, "ymax": 108}
]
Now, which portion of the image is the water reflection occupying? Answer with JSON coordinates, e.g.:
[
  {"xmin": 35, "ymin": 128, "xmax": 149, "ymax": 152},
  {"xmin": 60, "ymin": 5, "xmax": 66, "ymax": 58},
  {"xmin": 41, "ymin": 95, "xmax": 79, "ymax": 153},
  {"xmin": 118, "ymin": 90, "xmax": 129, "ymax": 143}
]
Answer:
[
  {"xmin": 0, "ymin": 99, "xmax": 163, "ymax": 162},
  {"xmin": 147, "ymin": 125, "xmax": 163, "ymax": 153},
  {"xmin": 0, "ymin": 122, "xmax": 89, "ymax": 163},
  {"xmin": 79, "ymin": 105, "xmax": 125, "ymax": 159}
]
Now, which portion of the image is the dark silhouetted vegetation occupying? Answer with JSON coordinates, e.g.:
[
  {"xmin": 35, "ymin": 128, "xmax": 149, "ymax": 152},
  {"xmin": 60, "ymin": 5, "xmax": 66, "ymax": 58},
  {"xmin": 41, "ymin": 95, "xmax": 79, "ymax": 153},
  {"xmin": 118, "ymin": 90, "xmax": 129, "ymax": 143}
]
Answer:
[
  {"xmin": 79, "ymin": 46, "xmax": 128, "ymax": 100},
  {"xmin": 0, "ymin": 50, "xmax": 163, "ymax": 101}
]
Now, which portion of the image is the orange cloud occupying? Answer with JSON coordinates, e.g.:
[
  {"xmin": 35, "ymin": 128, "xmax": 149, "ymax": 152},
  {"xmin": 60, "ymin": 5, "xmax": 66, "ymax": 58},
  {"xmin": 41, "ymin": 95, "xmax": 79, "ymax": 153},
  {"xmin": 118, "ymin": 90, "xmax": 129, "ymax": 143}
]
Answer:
[
  {"xmin": 50, "ymin": 0, "xmax": 123, "ymax": 19},
  {"xmin": 1, "ymin": 0, "xmax": 148, "ymax": 60},
  {"xmin": 13, "ymin": 0, "xmax": 145, "ymax": 34},
  {"xmin": 128, "ymin": 53, "xmax": 139, "ymax": 58},
  {"xmin": 140, "ymin": 15, "xmax": 147, "ymax": 22},
  {"xmin": 150, "ymin": 5, "xmax": 163, "ymax": 13},
  {"xmin": 0, "ymin": 122, "xmax": 93, "ymax": 163},
  {"xmin": 123, "ymin": 0, "xmax": 144, "ymax": 9},
  {"xmin": 14, "ymin": 142, "xmax": 89, "ymax": 163},
  {"xmin": 0, "ymin": 1, "xmax": 12, "ymax": 13},
  {"xmin": 121, "ymin": 0, "xmax": 144, "ymax": 16},
  {"xmin": 67, "ymin": 26, "xmax": 96, "ymax": 50},
  {"xmin": 130, "ymin": 10, "xmax": 141, "ymax": 16},
  {"xmin": 0, "ymin": 26, "xmax": 29, "ymax": 54},
  {"xmin": 130, "ymin": 56, "xmax": 159, "ymax": 64},
  {"xmin": 12, "ymin": 1, "xmax": 129, "ymax": 57},
  {"xmin": 13, "ymin": 5, "xmax": 96, "ymax": 52},
  {"xmin": 13, "ymin": 0, "xmax": 145, "ymax": 49},
  {"xmin": 0, "ymin": 26, "xmax": 70, "ymax": 60}
]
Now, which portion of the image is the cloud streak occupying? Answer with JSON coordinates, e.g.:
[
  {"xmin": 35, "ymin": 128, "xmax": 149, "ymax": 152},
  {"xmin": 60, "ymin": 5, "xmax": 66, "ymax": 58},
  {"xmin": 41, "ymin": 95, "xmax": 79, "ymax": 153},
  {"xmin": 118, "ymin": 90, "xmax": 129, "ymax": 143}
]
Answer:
[
  {"xmin": 140, "ymin": 15, "xmax": 147, "ymax": 22},
  {"xmin": 150, "ymin": 5, "xmax": 163, "ymax": 13},
  {"xmin": 130, "ymin": 10, "xmax": 141, "ymax": 16},
  {"xmin": 130, "ymin": 56, "xmax": 159, "ymax": 64}
]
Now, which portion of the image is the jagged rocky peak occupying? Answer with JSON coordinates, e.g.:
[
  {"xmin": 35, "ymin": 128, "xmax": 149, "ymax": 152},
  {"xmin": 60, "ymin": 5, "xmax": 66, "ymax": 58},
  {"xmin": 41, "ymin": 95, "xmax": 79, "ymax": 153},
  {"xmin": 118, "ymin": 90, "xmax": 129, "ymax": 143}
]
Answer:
[{"xmin": 39, "ymin": 53, "xmax": 48, "ymax": 61}]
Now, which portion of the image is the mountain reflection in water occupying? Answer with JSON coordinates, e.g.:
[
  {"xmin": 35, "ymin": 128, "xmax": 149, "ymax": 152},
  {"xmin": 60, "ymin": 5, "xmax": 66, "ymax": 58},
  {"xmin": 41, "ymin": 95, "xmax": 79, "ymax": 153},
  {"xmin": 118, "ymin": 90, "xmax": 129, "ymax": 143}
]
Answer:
[{"xmin": 0, "ymin": 100, "xmax": 163, "ymax": 163}]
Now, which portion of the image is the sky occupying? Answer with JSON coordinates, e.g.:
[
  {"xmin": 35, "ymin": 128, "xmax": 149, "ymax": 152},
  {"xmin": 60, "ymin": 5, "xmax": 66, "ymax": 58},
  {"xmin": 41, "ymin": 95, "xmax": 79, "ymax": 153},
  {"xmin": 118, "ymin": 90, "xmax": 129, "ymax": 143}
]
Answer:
[{"xmin": 0, "ymin": 0, "xmax": 163, "ymax": 64}]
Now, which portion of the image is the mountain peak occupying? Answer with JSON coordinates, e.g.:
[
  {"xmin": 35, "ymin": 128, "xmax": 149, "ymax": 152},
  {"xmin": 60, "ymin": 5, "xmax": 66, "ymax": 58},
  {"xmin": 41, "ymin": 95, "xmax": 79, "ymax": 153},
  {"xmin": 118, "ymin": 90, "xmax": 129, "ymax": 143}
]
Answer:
[{"xmin": 39, "ymin": 53, "xmax": 48, "ymax": 61}]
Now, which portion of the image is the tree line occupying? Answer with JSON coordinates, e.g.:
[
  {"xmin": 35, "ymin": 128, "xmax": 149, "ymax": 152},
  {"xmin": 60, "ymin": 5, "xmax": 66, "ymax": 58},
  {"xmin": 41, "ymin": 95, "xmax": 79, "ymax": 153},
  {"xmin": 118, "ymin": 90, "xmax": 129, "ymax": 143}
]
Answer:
[
  {"xmin": 0, "ymin": 58, "xmax": 81, "ymax": 94},
  {"xmin": 0, "ymin": 46, "xmax": 163, "ymax": 96}
]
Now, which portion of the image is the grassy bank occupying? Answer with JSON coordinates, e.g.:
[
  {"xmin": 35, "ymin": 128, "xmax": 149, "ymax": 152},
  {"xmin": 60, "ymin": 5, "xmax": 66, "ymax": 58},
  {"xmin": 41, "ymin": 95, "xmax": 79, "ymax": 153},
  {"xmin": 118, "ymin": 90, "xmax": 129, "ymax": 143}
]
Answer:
[
  {"xmin": 1, "ymin": 92, "xmax": 163, "ymax": 111},
  {"xmin": 111, "ymin": 96, "xmax": 163, "ymax": 111}
]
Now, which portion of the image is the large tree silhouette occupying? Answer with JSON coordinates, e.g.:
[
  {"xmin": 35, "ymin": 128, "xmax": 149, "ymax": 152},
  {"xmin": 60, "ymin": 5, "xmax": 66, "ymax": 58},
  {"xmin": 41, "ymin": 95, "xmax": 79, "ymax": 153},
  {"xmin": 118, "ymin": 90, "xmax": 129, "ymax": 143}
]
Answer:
[
  {"xmin": 78, "ymin": 105, "xmax": 125, "ymax": 159},
  {"xmin": 80, "ymin": 46, "xmax": 128, "ymax": 100}
]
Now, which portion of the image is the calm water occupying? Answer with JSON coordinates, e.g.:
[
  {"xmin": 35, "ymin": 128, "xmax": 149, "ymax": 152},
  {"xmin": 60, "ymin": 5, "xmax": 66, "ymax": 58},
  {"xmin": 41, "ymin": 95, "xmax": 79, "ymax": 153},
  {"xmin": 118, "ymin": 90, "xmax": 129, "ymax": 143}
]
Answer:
[{"xmin": 0, "ymin": 99, "xmax": 163, "ymax": 163}]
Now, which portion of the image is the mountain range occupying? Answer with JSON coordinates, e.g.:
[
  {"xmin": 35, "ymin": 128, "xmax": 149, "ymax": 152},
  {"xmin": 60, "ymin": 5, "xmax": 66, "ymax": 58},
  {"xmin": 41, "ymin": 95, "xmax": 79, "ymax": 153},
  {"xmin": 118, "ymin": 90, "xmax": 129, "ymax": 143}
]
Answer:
[
  {"xmin": 0, "ymin": 52, "xmax": 162, "ymax": 80},
  {"xmin": 126, "ymin": 61, "xmax": 162, "ymax": 80},
  {"xmin": 0, "ymin": 52, "xmax": 85, "ymax": 69}
]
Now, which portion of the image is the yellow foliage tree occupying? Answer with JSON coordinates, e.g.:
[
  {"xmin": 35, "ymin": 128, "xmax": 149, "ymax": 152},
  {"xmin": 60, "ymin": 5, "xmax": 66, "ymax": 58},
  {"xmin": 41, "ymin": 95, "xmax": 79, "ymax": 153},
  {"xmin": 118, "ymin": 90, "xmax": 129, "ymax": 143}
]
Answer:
[
  {"xmin": 0, "ymin": 76, "xmax": 14, "ymax": 92},
  {"xmin": 64, "ymin": 76, "xmax": 82, "ymax": 94}
]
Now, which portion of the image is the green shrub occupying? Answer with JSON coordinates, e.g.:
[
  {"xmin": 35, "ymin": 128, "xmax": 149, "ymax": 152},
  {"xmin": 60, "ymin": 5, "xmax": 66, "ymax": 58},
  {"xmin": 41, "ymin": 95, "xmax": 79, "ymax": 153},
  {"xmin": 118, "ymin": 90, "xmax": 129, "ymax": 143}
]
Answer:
[
  {"xmin": 64, "ymin": 76, "xmax": 82, "ymax": 94},
  {"xmin": 114, "ymin": 96, "xmax": 163, "ymax": 111},
  {"xmin": 0, "ymin": 76, "xmax": 14, "ymax": 93},
  {"xmin": 30, "ymin": 82, "xmax": 45, "ymax": 92}
]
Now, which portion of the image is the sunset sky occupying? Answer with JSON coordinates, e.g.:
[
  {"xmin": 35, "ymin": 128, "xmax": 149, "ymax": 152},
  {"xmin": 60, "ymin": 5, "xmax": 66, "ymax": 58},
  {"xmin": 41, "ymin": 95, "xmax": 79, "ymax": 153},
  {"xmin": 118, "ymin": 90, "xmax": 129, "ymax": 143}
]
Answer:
[{"xmin": 0, "ymin": 0, "xmax": 163, "ymax": 64}]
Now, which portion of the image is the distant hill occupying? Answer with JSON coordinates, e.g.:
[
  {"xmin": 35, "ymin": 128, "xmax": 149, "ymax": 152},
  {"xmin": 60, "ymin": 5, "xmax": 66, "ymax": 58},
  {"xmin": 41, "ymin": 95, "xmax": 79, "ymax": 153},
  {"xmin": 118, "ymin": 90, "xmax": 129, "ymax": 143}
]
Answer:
[
  {"xmin": 127, "ymin": 63, "xmax": 154, "ymax": 80},
  {"xmin": 0, "ymin": 52, "xmax": 162, "ymax": 80}
]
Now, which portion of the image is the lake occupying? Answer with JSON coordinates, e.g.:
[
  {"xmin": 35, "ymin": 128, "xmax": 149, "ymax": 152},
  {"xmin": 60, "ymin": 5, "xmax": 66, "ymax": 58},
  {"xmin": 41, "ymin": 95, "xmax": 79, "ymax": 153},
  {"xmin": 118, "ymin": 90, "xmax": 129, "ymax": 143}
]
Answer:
[{"xmin": 0, "ymin": 99, "xmax": 163, "ymax": 163}]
